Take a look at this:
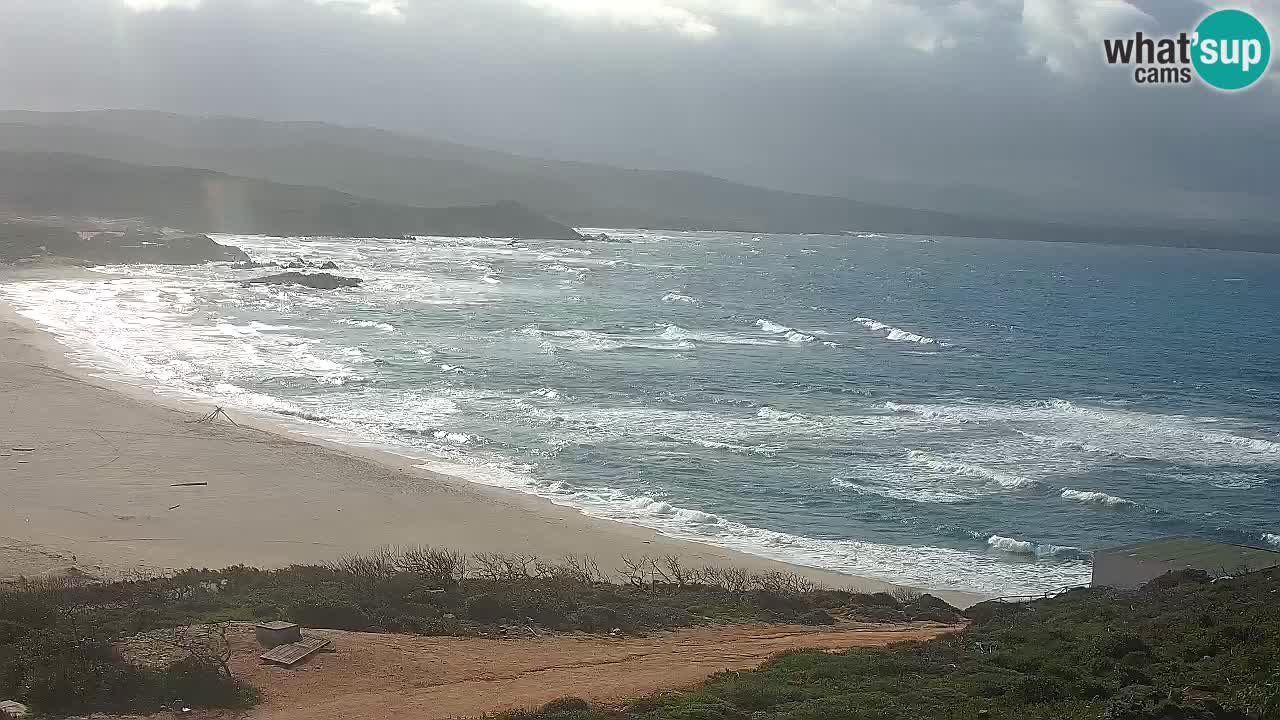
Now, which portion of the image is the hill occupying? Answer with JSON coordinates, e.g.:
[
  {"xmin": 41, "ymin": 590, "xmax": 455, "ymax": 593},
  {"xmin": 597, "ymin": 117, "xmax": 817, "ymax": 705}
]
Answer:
[
  {"xmin": 0, "ymin": 150, "xmax": 582, "ymax": 240},
  {"xmin": 0, "ymin": 111, "xmax": 1273, "ymax": 253}
]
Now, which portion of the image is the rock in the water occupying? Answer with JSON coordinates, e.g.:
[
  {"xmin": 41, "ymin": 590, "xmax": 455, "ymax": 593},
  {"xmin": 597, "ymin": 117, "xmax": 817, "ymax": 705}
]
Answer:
[
  {"xmin": 319, "ymin": 260, "xmax": 339, "ymax": 270},
  {"xmin": 243, "ymin": 272, "xmax": 362, "ymax": 290},
  {"xmin": 0, "ymin": 222, "xmax": 252, "ymax": 265}
]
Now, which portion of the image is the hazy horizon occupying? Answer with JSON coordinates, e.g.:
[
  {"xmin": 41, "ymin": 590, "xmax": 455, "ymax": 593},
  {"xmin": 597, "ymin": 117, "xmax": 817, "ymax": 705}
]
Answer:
[{"xmin": 1, "ymin": 0, "xmax": 1277, "ymax": 225}]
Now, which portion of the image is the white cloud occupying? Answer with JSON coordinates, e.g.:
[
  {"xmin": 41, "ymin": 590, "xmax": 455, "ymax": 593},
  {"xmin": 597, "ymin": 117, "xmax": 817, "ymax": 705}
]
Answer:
[
  {"xmin": 1022, "ymin": 0, "xmax": 1154, "ymax": 75},
  {"xmin": 520, "ymin": 0, "xmax": 719, "ymax": 37},
  {"xmin": 121, "ymin": 0, "xmax": 202, "ymax": 10},
  {"xmin": 311, "ymin": 0, "xmax": 406, "ymax": 20},
  {"xmin": 518, "ymin": 0, "xmax": 1009, "ymax": 51}
]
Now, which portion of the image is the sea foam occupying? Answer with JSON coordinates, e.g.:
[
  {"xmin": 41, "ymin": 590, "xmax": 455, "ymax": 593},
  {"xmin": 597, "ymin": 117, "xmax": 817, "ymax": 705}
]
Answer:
[
  {"xmin": 1060, "ymin": 488, "xmax": 1136, "ymax": 508},
  {"xmin": 853, "ymin": 316, "xmax": 939, "ymax": 345}
]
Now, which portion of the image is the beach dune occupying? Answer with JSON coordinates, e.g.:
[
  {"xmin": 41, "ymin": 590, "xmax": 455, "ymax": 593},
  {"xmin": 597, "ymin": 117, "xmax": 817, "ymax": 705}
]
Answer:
[{"xmin": 0, "ymin": 285, "xmax": 979, "ymax": 607}]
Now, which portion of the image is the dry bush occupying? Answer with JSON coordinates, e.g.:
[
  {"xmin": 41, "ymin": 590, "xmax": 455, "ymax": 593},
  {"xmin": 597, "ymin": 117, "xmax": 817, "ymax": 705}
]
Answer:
[
  {"xmin": 533, "ymin": 555, "xmax": 607, "ymax": 585},
  {"xmin": 752, "ymin": 570, "xmax": 821, "ymax": 594},
  {"xmin": 891, "ymin": 586, "xmax": 923, "ymax": 604},
  {"xmin": 698, "ymin": 565, "xmax": 752, "ymax": 592},
  {"xmin": 653, "ymin": 555, "xmax": 693, "ymax": 589},
  {"xmin": 470, "ymin": 552, "xmax": 535, "ymax": 581},
  {"xmin": 396, "ymin": 546, "xmax": 467, "ymax": 586},
  {"xmin": 619, "ymin": 555, "xmax": 653, "ymax": 589},
  {"xmin": 326, "ymin": 547, "xmax": 398, "ymax": 580}
]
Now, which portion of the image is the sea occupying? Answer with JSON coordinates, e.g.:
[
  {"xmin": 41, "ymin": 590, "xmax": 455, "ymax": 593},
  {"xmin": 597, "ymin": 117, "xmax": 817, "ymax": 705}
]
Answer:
[{"xmin": 4, "ymin": 229, "xmax": 1278, "ymax": 595}]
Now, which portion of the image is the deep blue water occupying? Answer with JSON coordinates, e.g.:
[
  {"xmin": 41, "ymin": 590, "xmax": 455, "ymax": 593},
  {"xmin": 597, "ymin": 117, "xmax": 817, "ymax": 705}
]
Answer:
[{"xmin": 7, "ymin": 229, "xmax": 1278, "ymax": 594}]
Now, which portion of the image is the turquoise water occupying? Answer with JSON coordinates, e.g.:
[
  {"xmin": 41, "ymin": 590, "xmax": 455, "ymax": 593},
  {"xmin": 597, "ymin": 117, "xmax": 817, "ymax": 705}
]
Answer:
[{"xmin": 6, "ymin": 229, "xmax": 1278, "ymax": 594}]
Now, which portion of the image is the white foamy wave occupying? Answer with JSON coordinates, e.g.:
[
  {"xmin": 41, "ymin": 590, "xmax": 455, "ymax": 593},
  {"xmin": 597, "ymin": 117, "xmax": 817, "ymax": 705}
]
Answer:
[
  {"xmin": 853, "ymin": 316, "xmax": 939, "ymax": 345},
  {"xmin": 1263, "ymin": 533, "xmax": 1280, "ymax": 548},
  {"xmin": 888, "ymin": 400, "xmax": 1280, "ymax": 468},
  {"xmin": 431, "ymin": 430, "xmax": 472, "ymax": 444},
  {"xmin": 521, "ymin": 325, "xmax": 695, "ymax": 352},
  {"xmin": 754, "ymin": 318, "xmax": 819, "ymax": 343},
  {"xmin": 681, "ymin": 436, "xmax": 778, "ymax": 456},
  {"xmin": 530, "ymin": 388, "xmax": 560, "ymax": 400},
  {"xmin": 908, "ymin": 450, "xmax": 1041, "ymax": 490},
  {"xmin": 988, "ymin": 535, "xmax": 1089, "ymax": 560},
  {"xmin": 1060, "ymin": 488, "xmax": 1136, "ymax": 509},
  {"xmin": 415, "ymin": 457, "xmax": 1091, "ymax": 594},
  {"xmin": 658, "ymin": 325, "xmax": 779, "ymax": 346},
  {"xmin": 337, "ymin": 318, "xmax": 396, "ymax": 332},
  {"xmin": 830, "ymin": 478, "xmax": 972, "ymax": 504},
  {"xmin": 757, "ymin": 406, "xmax": 795, "ymax": 421},
  {"xmin": 661, "ymin": 292, "xmax": 698, "ymax": 304},
  {"xmin": 625, "ymin": 496, "xmax": 722, "ymax": 524},
  {"xmin": 211, "ymin": 383, "xmax": 329, "ymax": 422},
  {"xmin": 1017, "ymin": 431, "xmax": 1112, "ymax": 455}
]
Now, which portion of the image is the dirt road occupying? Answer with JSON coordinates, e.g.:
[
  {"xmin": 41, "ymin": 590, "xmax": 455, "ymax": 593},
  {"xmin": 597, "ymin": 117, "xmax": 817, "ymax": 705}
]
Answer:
[{"xmin": 212, "ymin": 622, "xmax": 957, "ymax": 719}]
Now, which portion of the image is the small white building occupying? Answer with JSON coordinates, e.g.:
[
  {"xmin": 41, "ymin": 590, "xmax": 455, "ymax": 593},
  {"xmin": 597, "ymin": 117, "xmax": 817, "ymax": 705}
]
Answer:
[{"xmin": 1092, "ymin": 536, "xmax": 1280, "ymax": 590}]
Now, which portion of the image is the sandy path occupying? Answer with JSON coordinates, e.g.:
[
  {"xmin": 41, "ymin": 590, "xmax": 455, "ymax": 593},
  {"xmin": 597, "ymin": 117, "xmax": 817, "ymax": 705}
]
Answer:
[
  {"xmin": 0, "ymin": 274, "xmax": 981, "ymax": 608},
  {"xmin": 211, "ymin": 622, "xmax": 957, "ymax": 719}
]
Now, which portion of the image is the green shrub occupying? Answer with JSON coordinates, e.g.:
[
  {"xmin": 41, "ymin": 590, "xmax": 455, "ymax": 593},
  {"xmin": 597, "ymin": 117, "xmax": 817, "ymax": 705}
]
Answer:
[{"xmin": 287, "ymin": 597, "xmax": 372, "ymax": 631}]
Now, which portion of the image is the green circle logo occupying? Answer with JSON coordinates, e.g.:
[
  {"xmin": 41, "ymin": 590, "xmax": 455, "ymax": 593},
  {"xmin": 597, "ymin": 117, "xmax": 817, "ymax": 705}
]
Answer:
[{"xmin": 1193, "ymin": 9, "xmax": 1271, "ymax": 91}]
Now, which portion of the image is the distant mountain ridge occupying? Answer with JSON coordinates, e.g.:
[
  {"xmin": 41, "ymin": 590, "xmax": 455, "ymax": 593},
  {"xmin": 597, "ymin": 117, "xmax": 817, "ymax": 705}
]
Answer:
[
  {"xmin": 0, "ymin": 151, "xmax": 582, "ymax": 240},
  {"xmin": 0, "ymin": 110, "xmax": 1274, "ymax": 253}
]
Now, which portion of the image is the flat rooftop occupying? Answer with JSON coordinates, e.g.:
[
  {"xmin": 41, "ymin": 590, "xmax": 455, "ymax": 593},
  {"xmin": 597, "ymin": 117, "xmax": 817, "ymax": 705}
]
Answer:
[{"xmin": 1098, "ymin": 536, "xmax": 1280, "ymax": 574}]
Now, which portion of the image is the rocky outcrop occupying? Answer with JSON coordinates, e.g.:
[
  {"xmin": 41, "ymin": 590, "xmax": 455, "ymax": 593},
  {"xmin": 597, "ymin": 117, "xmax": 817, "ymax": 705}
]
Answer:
[
  {"xmin": 243, "ymin": 272, "xmax": 362, "ymax": 290},
  {"xmin": 0, "ymin": 222, "xmax": 251, "ymax": 265}
]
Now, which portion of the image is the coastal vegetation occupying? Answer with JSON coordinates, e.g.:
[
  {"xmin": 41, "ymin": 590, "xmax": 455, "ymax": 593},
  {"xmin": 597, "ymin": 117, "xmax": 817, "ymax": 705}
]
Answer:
[
  {"xmin": 4, "ymin": 547, "xmax": 1277, "ymax": 719},
  {"xmin": 497, "ymin": 568, "xmax": 1280, "ymax": 720},
  {"xmin": 0, "ymin": 548, "xmax": 957, "ymax": 716}
]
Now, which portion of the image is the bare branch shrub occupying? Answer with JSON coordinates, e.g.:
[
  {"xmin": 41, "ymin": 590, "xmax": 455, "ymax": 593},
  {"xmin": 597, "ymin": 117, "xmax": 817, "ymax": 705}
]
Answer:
[{"xmin": 155, "ymin": 622, "xmax": 235, "ymax": 678}]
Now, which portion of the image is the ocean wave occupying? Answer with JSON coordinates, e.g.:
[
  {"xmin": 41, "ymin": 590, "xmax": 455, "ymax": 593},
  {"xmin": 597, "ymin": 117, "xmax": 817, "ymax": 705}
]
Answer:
[
  {"xmin": 1264, "ymin": 533, "xmax": 1280, "ymax": 548},
  {"xmin": 530, "ymin": 388, "xmax": 561, "ymax": 400},
  {"xmin": 659, "ymin": 324, "xmax": 779, "ymax": 346},
  {"xmin": 830, "ymin": 478, "xmax": 972, "ymax": 504},
  {"xmin": 413, "ymin": 456, "xmax": 1091, "ymax": 595},
  {"xmin": 887, "ymin": 399, "xmax": 1280, "ymax": 468},
  {"xmin": 336, "ymin": 318, "xmax": 396, "ymax": 332},
  {"xmin": 754, "ymin": 318, "xmax": 820, "ymax": 344},
  {"xmin": 661, "ymin": 292, "xmax": 698, "ymax": 304},
  {"xmin": 1016, "ymin": 431, "xmax": 1113, "ymax": 456},
  {"xmin": 210, "ymin": 383, "xmax": 329, "ymax": 421},
  {"xmin": 853, "ymin": 316, "xmax": 939, "ymax": 345},
  {"xmin": 987, "ymin": 535, "xmax": 1090, "ymax": 561},
  {"xmin": 757, "ymin": 406, "xmax": 796, "ymax": 421},
  {"xmin": 1060, "ymin": 488, "xmax": 1137, "ymax": 509},
  {"xmin": 908, "ymin": 450, "xmax": 1041, "ymax": 490}
]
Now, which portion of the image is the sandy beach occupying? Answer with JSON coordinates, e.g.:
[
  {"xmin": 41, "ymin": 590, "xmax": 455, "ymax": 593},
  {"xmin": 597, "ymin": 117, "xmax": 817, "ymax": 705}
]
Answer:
[{"xmin": 0, "ymin": 266, "xmax": 981, "ymax": 607}]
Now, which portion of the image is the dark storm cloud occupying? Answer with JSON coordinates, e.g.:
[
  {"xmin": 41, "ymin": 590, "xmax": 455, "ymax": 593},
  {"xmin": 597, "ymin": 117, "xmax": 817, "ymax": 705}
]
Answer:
[{"xmin": 0, "ymin": 0, "xmax": 1276, "ymax": 216}]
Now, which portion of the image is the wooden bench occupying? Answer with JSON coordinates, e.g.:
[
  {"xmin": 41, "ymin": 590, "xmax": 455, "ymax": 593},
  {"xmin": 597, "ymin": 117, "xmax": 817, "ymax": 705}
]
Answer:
[{"xmin": 259, "ymin": 636, "xmax": 331, "ymax": 667}]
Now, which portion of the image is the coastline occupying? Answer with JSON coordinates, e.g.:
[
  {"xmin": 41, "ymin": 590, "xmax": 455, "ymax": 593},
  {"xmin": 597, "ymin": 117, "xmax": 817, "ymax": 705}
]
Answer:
[{"xmin": 0, "ymin": 265, "xmax": 985, "ymax": 607}]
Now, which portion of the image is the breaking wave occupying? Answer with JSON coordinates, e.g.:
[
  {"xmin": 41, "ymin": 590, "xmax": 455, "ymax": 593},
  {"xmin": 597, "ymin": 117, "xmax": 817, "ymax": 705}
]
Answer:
[
  {"xmin": 336, "ymin": 318, "xmax": 396, "ymax": 332},
  {"xmin": 755, "ymin": 318, "xmax": 820, "ymax": 344},
  {"xmin": 908, "ymin": 450, "xmax": 1041, "ymax": 490},
  {"xmin": 1264, "ymin": 533, "xmax": 1280, "ymax": 549},
  {"xmin": 661, "ymin": 292, "xmax": 698, "ymax": 303},
  {"xmin": 987, "ymin": 535, "xmax": 1090, "ymax": 561},
  {"xmin": 853, "ymin": 316, "xmax": 939, "ymax": 345},
  {"xmin": 1060, "ymin": 489, "xmax": 1137, "ymax": 509}
]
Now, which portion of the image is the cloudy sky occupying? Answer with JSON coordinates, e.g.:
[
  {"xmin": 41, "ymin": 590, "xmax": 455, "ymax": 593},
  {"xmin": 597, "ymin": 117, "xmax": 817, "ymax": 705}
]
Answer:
[{"xmin": 0, "ymin": 0, "xmax": 1276, "ymax": 220}]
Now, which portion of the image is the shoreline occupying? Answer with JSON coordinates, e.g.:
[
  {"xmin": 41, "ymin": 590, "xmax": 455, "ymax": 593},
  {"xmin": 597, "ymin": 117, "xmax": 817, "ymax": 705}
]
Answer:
[{"xmin": 0, "ymin": 264, "xmax": 984, "ymax": 607}]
